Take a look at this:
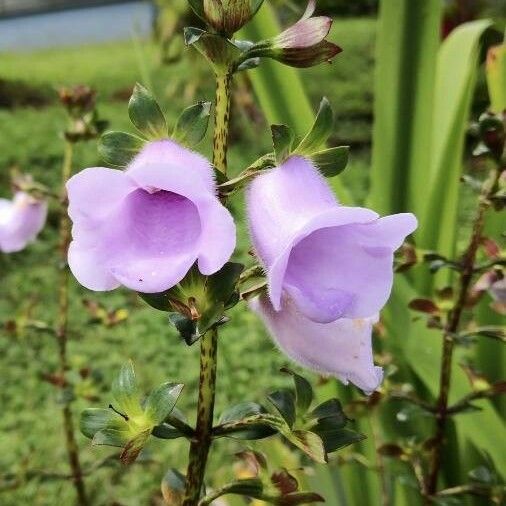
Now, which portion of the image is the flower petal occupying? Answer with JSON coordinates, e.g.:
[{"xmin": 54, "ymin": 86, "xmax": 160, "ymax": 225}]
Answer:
[
  {"xmin": 250, "ymin": 295, "xmax": 383, "ymax": 394},
  {"xmin": 196, "ymin": 197, "xmax": 236, "ymax": 275},
  {"xmin": 68, "ymin": 241, "xmax": 120, "ymax": 291},
  {"xmin": 267, "ymin": 207, "xmax": 378, "ymax": 312},
  {"xmin": 126, "ymin": 140, "xmax": 216, "ymax": 199},
  {"xmin": 0, "ymin": 193, "xmax": 47, "ymax": 253},
  {"xmin": 66, "ymin": 167, "xmax": 135, "ymax": 227},
  {"xmin": 247, "ymin": 156, "xmax": 339, "ymax": 267}
]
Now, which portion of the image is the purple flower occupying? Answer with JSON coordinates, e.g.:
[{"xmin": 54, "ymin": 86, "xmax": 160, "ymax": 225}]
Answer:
[
  {"xmin": 247, "ymin": 157, "xmax": 417, "ymax": 392},
  {"xmin": 0, "ymin": 192, "xmax": 47, "ymax": 253},
  {"xmin": 67, "ymin": 140, "xmax": 236, "ymax": 293}
]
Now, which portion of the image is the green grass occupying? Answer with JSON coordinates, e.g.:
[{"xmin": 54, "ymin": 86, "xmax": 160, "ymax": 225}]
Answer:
[{"xmin": 0, "ymin": 18, "xmax": 376, "ymax": 505}]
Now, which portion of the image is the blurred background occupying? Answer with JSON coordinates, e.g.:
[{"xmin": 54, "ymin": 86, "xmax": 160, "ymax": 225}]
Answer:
[{"xmin": 1, "ymin": 1, "xmax": 505, "ymax": 505}]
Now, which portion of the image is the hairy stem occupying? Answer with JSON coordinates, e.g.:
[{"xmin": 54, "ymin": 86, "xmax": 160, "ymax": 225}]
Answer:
[
  {"xmin": 213, "ymin": 72, "xmax": 232, "ymax": 175},
  {"xmin": 427, "ymin": 168, "xmax": 500, "ymax": 496},
  {"xmin": 57, "ymin": 141, "xmax": 88, "ymax": 506},
  {"xmin": 182, "ymin": 69, "xmax": 233, "ymax": 505},
  {"xmin": 182, "ymin": 328, "xmax": 219, "ymax": 505}
]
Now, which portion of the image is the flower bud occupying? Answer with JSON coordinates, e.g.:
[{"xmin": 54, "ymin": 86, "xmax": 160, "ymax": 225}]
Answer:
[
  {"xmin": 243, "ymin": 0, "xmax": 341, "ymax": 68},
  {"xmin": 190, "ymin": 0, "xmax": 264, "ymax": 35}
]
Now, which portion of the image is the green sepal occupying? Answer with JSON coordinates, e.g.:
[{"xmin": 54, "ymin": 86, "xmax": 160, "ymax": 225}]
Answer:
[
  {"xmin": 294, "ymin": 97, "xmax": 333, "ymax": 154},
  {"xmin": 280, "ymin": 367, "xmax": 313, "ymax": 415},
  {"xmin": 184, "ymin": 27, "xmax": 242, "ymax": 73},
  {"xmin": 80, "ymin": 408, "xmax": 123, "ymax": 439},
  {"xmin": 187, "ymin": 0, "xmax": 205, "ymax": 20},
  {"xmin": 310, "ymin": 146, "xmax": 349, "ymax": 177},
  {"xmin": 267, "ymin": 389, "xmax": 296, "ymax": 428},
  {"xmin": 274, "ymin": 492, "xmax": 325, "ymax": 504},
  {"xmin": 92, "ymin": 428, "xmax": 130, "ymax": 448},
  {"xmin": 141, "ymin": 262, "xmax": 244, "ymax": 345},
  {"xmin": 271, "ymin": 124, "xmax": 295, "ymax": 164},
  {"xmin": 99, "ymin": 131, "xmax": 144, "ymax": 168},
  {"xmin": 112, "ymin": 360, "xmax": 142, "ymax": 417},
  {"xmin": 151, "ymin": 423, "xmax": 184, "ymax": 440},
  {"xmin": 128, "ymin": 83, "xmax": 167, "ymax": 139},
  {"xmin": 144, "ymin": 382, "xmax": 184, "ymax": 424},
  {"xmin": 312, "ymin": 425, "xmax": 365, "ymax": 454},
  {"xmin": 172, "ymin": 101, "xmax": 212, "ymax": 147}
]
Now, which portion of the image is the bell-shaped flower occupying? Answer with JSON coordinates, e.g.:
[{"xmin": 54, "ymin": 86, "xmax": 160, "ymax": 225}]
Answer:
[
  {"xmin": 67, "ymin": 140, "xmax": 236, "ymax": 293},
  {"xmin": 247, "ymin": 157, "xmax": 417, "ymax": 392},
  {"xmin": 0, "ymin": 191, "xmax": 47, "ymax": 253}
]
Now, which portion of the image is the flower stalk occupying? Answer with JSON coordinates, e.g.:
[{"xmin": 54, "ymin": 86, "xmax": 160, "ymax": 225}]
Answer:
[
  {"xmin": 182, "ymin": 68, "xmax": 233, "ymax": 505},
  {"xmin": 56, "ymin": 140, "xmax": 88, "ymax": 506},
  {"xmin": 427, "ymin": 166, "xmax": 501, "ymax": 496}
]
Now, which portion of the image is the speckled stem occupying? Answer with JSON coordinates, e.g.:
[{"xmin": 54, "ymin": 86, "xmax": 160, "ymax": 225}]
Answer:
[
  {"xmin": 182, "ymin": 68, "xmax": 233, "ymax": 506},
  {"xmin": 212, "ymin": 71, "xmax": 232, "ymax": 175},
  {"xmin": 57, "ymin": 141, "xmax": 88, "ymax": 506}
]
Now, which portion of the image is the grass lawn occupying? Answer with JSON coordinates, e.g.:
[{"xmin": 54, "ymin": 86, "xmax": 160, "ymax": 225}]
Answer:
[{"xmin": 0, "ymin": 18, "xmax": 376, "ymax": 505}]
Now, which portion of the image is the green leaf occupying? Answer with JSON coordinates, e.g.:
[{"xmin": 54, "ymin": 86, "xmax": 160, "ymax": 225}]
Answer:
[
  {"xmin": 112, "ymin": 360, "xmax": 142, "ymax": 417},
  {"xmin": 218, "ymin": 402, "xmax": 276, "ymax": 440},
  {"xmin": 267, "ymin": 389, "xmax": 296, "ymax": 428},
  {"xmin": 309, "ymin": 399, "xmax": 347, "ymax": 426},
  {"xmin": 92, "ymin": 428, "xmax": 129, "ymax": 448},
  {"xmin": 172, "ymin": 101, "xmax": 212, "ymax": 147},
  {"xmin": 80, "ymin": 408, "xmax": 121, "ymax": 439},
  {"xmin": 369, "ymin": 0, "xmax": 442, "ymax": 216},
  {"xmin": 271, "ymin": 124, "xmax": 295, "ymax": 163},
  {"xmin": 99, "ymin": 131, "xmax": 144, "ymax": 168},
  {"xmin": 486, "ymin": 43, "xmax": 506, "ymax": 113},
  {"xmin": 168, "ymin": 313, "xmax": 199, "ymax": 345},
  {"xmin": 187, "ymin": 0, "xmax": 205, "ymax": 20},
  {"xmin": 128, "ymin": 83, "xmax": 167, "ymax": 139},
  {"xmin": 289, "ymin": 430, "xmax": 327, "ymax": 464},
  {"xmin": 312, "ymin": 424, "xmax": 365, "ymax": 454},
  {"xmin": 281, "ymin": 367, "xmax": 313, "ymax": 415},
  {"xmin": 144, "ymin": 382, "xmax": 184, "ymax": 424},
  {"xmin": 417, "ymin": 20, "xmax": 495, "ymax": 288},
  {"xmin": 310, "ymin": 146, "xmax": 349, "ymax": 178},
  {"xmin": 294, "ymin": 97, "xmax": 333, "ymax": 155}
]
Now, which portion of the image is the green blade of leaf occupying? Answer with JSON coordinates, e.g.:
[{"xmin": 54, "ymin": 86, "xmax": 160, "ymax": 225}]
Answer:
[
  {"xmin": 99, "ymin": 131, "xmax": 144, "ymax": 168},
  {"xmin": 128, "ymin": 83, "xmax": 167, "ymax": 139},
  {"xmin": 172, "ymin": 101, "xmax": 212, "ymax": 147}
]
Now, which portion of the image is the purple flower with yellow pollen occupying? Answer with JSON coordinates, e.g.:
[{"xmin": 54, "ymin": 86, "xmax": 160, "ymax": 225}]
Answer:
[
  {"xmin": 247, "ymin": 157, "xmax": 417, "ymax": 393},
  {"xmin": 0, "ymin": 191, "xmax": 47, "ymax": 253},
  {"xmin": 66, "ymin": 140, "xmax": 236, "ymax": 293}
]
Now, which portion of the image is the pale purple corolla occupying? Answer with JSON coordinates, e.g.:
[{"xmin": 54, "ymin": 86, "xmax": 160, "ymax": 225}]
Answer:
[
  {"xmin": 66, "ymin": 140, "xmax": 236, "ymax": 293},
  {"xmin": 247, "ymin": 157, "xmax": 417, "ymax": 393},
  {"xmin": 0, "ymin": 191, "xmax": 47, "ymax": 253}
]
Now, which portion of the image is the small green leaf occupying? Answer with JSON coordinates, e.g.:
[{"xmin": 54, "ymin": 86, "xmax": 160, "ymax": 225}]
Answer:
[
  {"xmin": 168, "ymin": 313, "xmax": 199, "ymax": 345},
  {"xmin": 309, "ymin": 398, "xmax": 347, "ymax": 424},
  {"xmin": 218, "ymin": 402, "xmax": 276, "ymax": 440},
  {"xmin": 80, "ymin": 408, "xmax": 122, "ymax": 439},
  {"xmin": 294, "ymin": 97, "xmax": 333, "ymax": 154},
  {"xmin": 289, "ymin": 430, "xmax": 327, "ymax": 464},
  {"xmin": 92, "ymin": 428, "xmax": 129, "ymax": 448},
  {"xmin": 128, "ymin": 83, "xmax": 167, "ymax": 139},
  {"xmin": 271, "ymin": 124, "xmax": 295, "ymax": 163},
  {"xmin": 144, "ymin": 382, "xmax": 184, "ymax": 424},
  {"xmin": 281, "ymin": 367, "xmax": 313, "ymax": 415},
  {"xmin": 312, "ymin": 424, "xmax": 364, "ymax": 454},
  {"xmin": 267, "ymin": 389, "xmax": 296, "ymax": 428},
  {"xmin": 172, "ymin": 101, "xmax": 212, "ymax": 147},
  {"xmin": 310, "ymin": 146, "xmax": 349, "ymax": 177},
  {"xmin": 99, "ymin": 131, "xmax": 144, "ymax": 167},
  {"xmin": 112, "ymin": 361, "xmax": 142, "ymax": 416}
]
